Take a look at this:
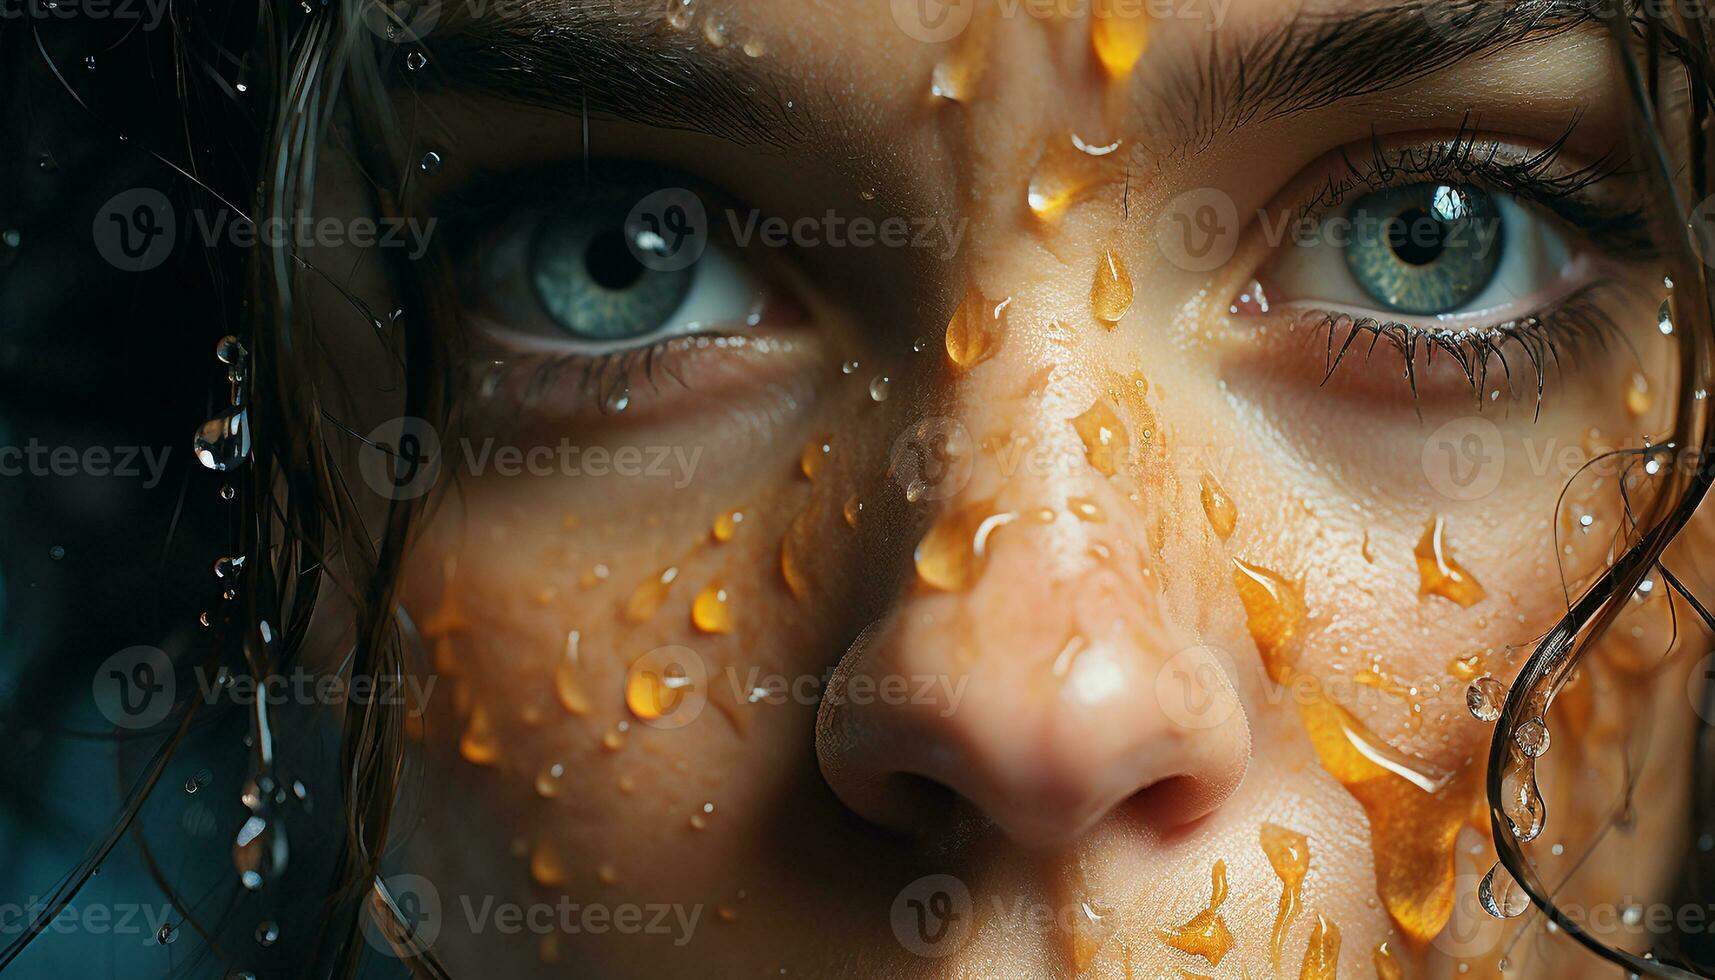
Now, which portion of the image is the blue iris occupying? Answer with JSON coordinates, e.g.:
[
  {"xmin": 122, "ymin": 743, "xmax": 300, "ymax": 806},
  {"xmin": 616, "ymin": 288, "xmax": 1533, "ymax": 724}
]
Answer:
[
  {"xmin": 529, "ymin": 210, "xmax": 694, "ymax": 341},
  {"xmin": 1343, "ymin": 183, "xmax": 1504, "ymax": 316}
]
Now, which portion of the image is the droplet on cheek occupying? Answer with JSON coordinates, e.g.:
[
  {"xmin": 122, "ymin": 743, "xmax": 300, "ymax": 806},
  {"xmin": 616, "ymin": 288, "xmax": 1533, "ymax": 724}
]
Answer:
[
  {"xmin": 692, "ymin": 583, "xmax": 734, "ymax": 634},
  {"xmin": 915, "ymin": 499, "xmax": 1011, "ymax": 592},
  {"xmin": 535, "ymin": 762, "xmax": 566, "ymax": 799},
  {"xmin": 530, "ymin": 839, "xmax": 568, "ymax": 886},
  {"xmin": 1259, "ymin": 823, "xmax": 1309, "ymax": 972},
  {"xmin": 780, "ymin": 509, "xmax": 814, "ymax": 599},
  {"xmin": 1414, "ymin": 517, "xmax": 1486, "ymax": 607},
  {"xmin": 1027, "ymin": 139, "xmax": 1108, "ymax": 222},
  {"xmin": 945, "ymin": 288, "xmax": 1007, "ymax": 369},
  {"xmin": 1199, "ymin": 473, "xmax": 1237, "ymax": 541},
  {"xmin": 1070, "ymin": 398, "xmax": 1130, "ymax": 476},
  {"xmin": 459, "ymin": 704, "xmax": 500, "ymax": 766},
  {"xmin": 1372, "ymin": 941, "xmax": 1403, "ymax": 980},
  {"xmin": 1154, "ymin": 860, "xmax": 1232, "ymax": 966},
  {"xmin": 1297, "ymin": 912, "xmax": 1341, "ymax": 979},
  {"xmin": 555, "ymin": 631, "xmax": 591, "ymax": 716},
  {"xmin": 625, "ymin": 566, "xmax": 680, "ymax": 623},
  {"xmin": 842, "ymin": 495, "xmax": 863, "ymax": 528},
  {"xmin": 800, "ymin": 437, "xmax": 833, "ymax": 480},
  {"xmin": 713, "ymin": 509, "xmax": 744, "ymax": 542},
  {"xmin": 1091, "ymin": 248, "xmax": 1133, "ymax": 325},
  {"xmin": 1230, "ymin": 557, "xmax": 1305, "ymax": 684}
]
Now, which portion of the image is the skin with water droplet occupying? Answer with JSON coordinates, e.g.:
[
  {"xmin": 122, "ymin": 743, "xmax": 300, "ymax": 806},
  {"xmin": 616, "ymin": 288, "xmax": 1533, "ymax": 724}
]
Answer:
[
  {"xmin": 842, "ymin": 495, "xmax": 862, "ymax": 527},
  {"xmin": 1028, "ymin": 138, "xmax": 1108, "ymax": 221},
  {"xmin": 1372, "ymin": 941, "xmax": 1404, "ymax": 980},
  {"xmin": 915, "ymin": 499, "xmax": 1005, "ymax": 592},
  {"xmin": 535, "ymin": 762, "xmax": 565, "ymax": 799},
  {"xmin": 530, "ymin": 839, "xmax": 568, "ymax": 886},
  {"xmin": 1091, "ymin": 248, "xmax": 1134, "ymax": 325},
  {"xmin": 945, "ymin": 287, "xmax": 1005, "ymax": 368},
  {"xmin": 1231, "ymin": 558, "xmax": 1305, "ymax": 683},
  {"xmin": 1627, "ymin": 372, "xmax": 1652, "ymax": 417},
  {"xmin": 1297, "ymin": 913, "xmax": 1340, "ymax": 979},
  {"xmin": 781, "ymin": 508, "xmax": 813, "ymax": 599},
  {"xmin": 1071, "ymin": 398, "xmax": 1130, "ymax": 476},
  {"xmin": 1449, "ymin": 652, "xmax": 1483, "ymax": 681},
  {"xmin": 625, "ymin": 566, "xmax": 680, "ymax": 622},
  {"xmin": 929, "ymin": 19, "xmax": 985, "ymax": 101},
  {"xmin": 1091, "ymin": 0, "xmax": 1151, "ymax": 78},
  {"xmin": 800, "ymin": 437, "xmax": 832, "ymax": 480},
  {"xmin": 1155, "ymin": 859, "xmax": 1233, "ymax": 966},
  {"xmin": 1415, "ymin": 517, "xmax": 1486, "ymax": 607},
  {"xmin": 692, "ymin": 583, "xmax": 734, "ymax": 634},
  {"xmin": 713, "ymin": 509, "xmax": 743, "ymax": 542},
  {"xmin": 1260, "ymin": 823, "xmax": 1309, "ymax": 971},
  {"xmin": 1199, "ymin": 474, "xmax": 1237, "ymax": 540},
  {"xmin": 460, "ymin": 704, "xmax": 500, "ymax": 765},
  {"xmin": 555, "ymin": 633, "xmax": 591, "ymax": 716},
  {"xmin": 1068, "ymin": 497, "xmax": 1106, "ymax": 523}
]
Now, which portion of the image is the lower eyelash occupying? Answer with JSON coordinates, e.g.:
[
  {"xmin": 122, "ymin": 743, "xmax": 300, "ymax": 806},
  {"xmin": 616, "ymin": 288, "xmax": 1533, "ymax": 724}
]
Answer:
[{"xmin": 1301, "ymin": 285, "xmax": 1635, "ymax": 416}]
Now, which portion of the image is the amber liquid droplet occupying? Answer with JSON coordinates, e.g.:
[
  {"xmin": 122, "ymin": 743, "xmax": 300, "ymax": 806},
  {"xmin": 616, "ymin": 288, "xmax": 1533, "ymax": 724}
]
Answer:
[
  {"xmin": 1155, "ymin": 860, "xmax": 1233, "ymax": 966},
  {"xmin": 1627, "ymin": 371, "xmax": 1652, "ymax": 417},
  {"xmin": 1260, "ymin": 823, "xmax": 1309, "ymax": 971},
  {"xmin": 601, "ymin": 726, "xmax": 627, "ymax": 751},
  {"xmin": 579, "ymin": 562, "xmax": 610, "ymax": 589},
  {"xmin": 915, "ymin": 499, "xmax": 1007, "ymax": 592},
  {"xmin": 1297, "ymin": 692, "xmax": 1469, "ymax": 942},
  {"xmin": 1414, "ymin": 516, "xmax": 1486, "ymax": 607},
  {"xmin": 529, "ymin": 839, "xmax": 568, "ymax": 886},
  {"xmin": 842, "ymin": 495, "xmax": 863, "ymax": 528},
  {"xmin": 1091, "ymin": 0, "xmax": 1151, "ymax": 79},
  {"xmin": 459, "ymin": 704, "xmax": 500, "ymax": 766},
  {"xmin": 1199, "ymin": 473, "xmax": 1237, "ymax": 540},
  {"xmin": 535, "ymin": 762, "xmax": 566, "ymax": 799},
  {"xmin": 945, "ymin": 287, "xmax": 1006, "ymax": 368},
  {"xmin": 800, "ymin": 436, "xmax": 832, "ymax": 480},
  {"xmin": 712, "ymin": 509, "xmax": 743, "ymax": 542},
  {"xmin": 692, "ymin": 583, "xmax": 734, "ymax": 634},
  {"xmin": 781, "ymin": 507, "xmax": 813, "ymax": 599},
  {"xmin": 554, "ymin": 631, "xmax": 591, "ymax": 716},
  {"xmin": 1068, "ymin": 497, "xmax": 1106, "ymax": 523},
  {"xmin": 1231, "ymin": 557, "xmax": 1305, "ymax": 684},
  {"xmin": 1372, "ymin": 941, "xmax": 1404, "ymax": 980},
  {"xmin": 1449, "ymin": 652, "xmax": 1483, "ymax": 681},
  {"xmin": 1297, "ymin": 912, "xmax": 1340, "ymax": 980},
  {"xmin": 625, "ymin": 566, "xmax": 680, "ymax": 622},
  {"xmin": 1028, "ymin": 137, "xmax": 1108, "ymax": 222},
  {"xmin": 1071, "ymin": 398, "xmax": 1130, "ymax": 476},
  {"xmin": 929, "ymin": 13, "xmax": 986, "ymax": 101},
  {"xmin": 1091, "ymin": 248, "xmax": 1134, "ymax": 325}
]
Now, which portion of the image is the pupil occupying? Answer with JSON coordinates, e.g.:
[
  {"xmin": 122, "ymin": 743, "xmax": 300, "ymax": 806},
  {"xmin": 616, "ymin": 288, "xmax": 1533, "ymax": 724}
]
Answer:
[
  {"xmin": 1386, "ymin": 207, "xmax": 1447, "ymax": 267},
  {"xmin": 585, "ymin": 227, "xmax": 646, "ymax": 290}
]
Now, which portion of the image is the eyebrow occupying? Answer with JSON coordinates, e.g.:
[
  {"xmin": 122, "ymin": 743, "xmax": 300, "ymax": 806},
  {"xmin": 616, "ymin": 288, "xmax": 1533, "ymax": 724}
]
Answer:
[
  {"xmin": 1150, "ymin": 0, "xmax": 1601, "ymax": 157},
  {"xmin": 413, "ymin": 0, "xmax": 1604, "ymax": 161}
]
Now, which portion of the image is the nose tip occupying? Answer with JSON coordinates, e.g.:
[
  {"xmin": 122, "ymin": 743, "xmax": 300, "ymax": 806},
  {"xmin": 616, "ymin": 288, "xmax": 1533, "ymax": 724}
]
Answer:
[{"xmin": 816, "ymin": 564, "xmax": 1252, "ymax": 850}]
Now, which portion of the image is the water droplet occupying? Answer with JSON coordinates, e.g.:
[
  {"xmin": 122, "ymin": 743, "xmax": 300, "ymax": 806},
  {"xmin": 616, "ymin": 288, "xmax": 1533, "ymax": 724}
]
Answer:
[
  {"xmin": 929, "ymin": 26, "xmax": 984, "ymax": 101},
  {"xmin": 1090, "ymin": 0, "xmax": 1151, "ymax": 79},
  {"xmin": 185, "ymin": 769, "xmax": 211, "ymax": 794},
  {"xmin": 1415, "ymin": 516, "xmax": 1486, "ymax": 607},
  {"xmin": 405, "ymin": 50, "xmax": 427, "ymax": 70},
  {"xmin": 1154, "ymin": 860, "xmax": 1233, "ymax": 966},
  {"xmin": 1659, "ymin": 300, "xmax": 1675, "ymax": 335},
  {"xmin": 194, "ymin": 409, "xmax": 252, "ymax": 470},
  {"xmin": 459, "ymin": 704, "xmax": 501, "ymax": 765},
  {"xmin": 1479, "ymin": 861, "xmax": 1529, "ymax": 918},
  {"xmin": 1514, "ymin": 718, "xmax": 1551, "ymax": 757},
  {"xmin": 157, "ymin": 922, "xmax": 177, "ymax": 945},
  {"xmin": 692, "ymin": 583, "xmax": 733, "ymax": 634},
  {"xmin": 47, "ymin": 544, "xmax": 65, "ymax": 561},
  {"xmin": 1465, "ymin": 675, "xmax": 1505, "ymax": 722},
  {"xmin": 841, "ymin": 359, "xmax": 860, "ymax": 375},
  {"xmin": 666, "ymin": 0, "xmax": 694, "ymax": 30},
  {"xmin": 1, "ymin": 229, "xmax": 19, "ymax": 249},
  {"xmin": 1091, "ymin": 248, "xmax": 1133, "ymax": 325},
  {"xmin": 604, "ymin": 384, "xmax": 631, "ymax": 413},
  {"xmin": 627, "ymin": 655, "xmax": 689, "ymax": 721},
  {"xmin": 1297, "ymin": 912, "xmax": 1341, "ymax": 979},
  {"xmin": 220, "ymin": 484, "xmax": 236, "ymax": 501},
  {"xmin": 915, "ymin": 500, "xmax": 1012, "ymax": 592},
  {"xmin": 83, "ymin": 54, "xmax": 96, "ymax": 69},
  {"xmin": 868, "ymin": 375, "xmax": 892, "ymax": 402},
  {"xmin": 37, "ymin": 152, "xmax": 57, "ymax": 172},
  {"xmin": 945, "ymin": 288, "xmax": 1007, "ymax": 369},
  {"xmin": 1199, "ymin": 473, "xmax": 1237, "ymax": 540},
  {"xmin": 530, "ymin": 839, "xmax": 568, "ymax": 885},
  {"xmin": 713, "ymin": 509, "xmax": 744, "ymax": 542},
  {"xmin": 554, "ymin": 631, "xmax": 590, "ymax": 715},
  {"xmin": 1260, "ymin": 824, "xmax": 1309, "ymax": 972},
  {"xmin": 702, "ymin": 16, "xmax": 728, "ymax": 47},
  {"xmin": 418, "ymin": 150, "xmax": 443, "ymax": 174},
  {"xmin": 800, "ymin": 436, "xmax": 832, "ymax": 480},
  {"xmin": 1626, "ymin": 372, "xmax": 1652, "ymax": 417},
  {"xmin": 233, "ymin": 775, "xmax": 289, "ymax": 891},
  {"xmin": 1232, "ymin": 558, "xmax": 1305, "ymax": 683},
  {"xmin": 198, "ymin": 611, "xmax": 212, "ymax": 627},
  {"xmin": 535, "ymin": 762, "xmax": 566, "ymax": 799},
  {"xmin": 1027, "ymin": 138, "xmax": 1107, "ymax": 221},
  {"xmin": 215, "ymin": 555, "xmax": 247, "ymax": 579},
  {"xmin": 254, "ymin": 920, "xmax": 280, "ymax": 947},
  {"xmin": 842, "ymin": 495, "xmax": 863, "ymax": 527},
  {"xmin": 1501, "ymin": 758, "xmax": 1546, "ymax": 842},
  {"xmin": 1070, "ymin": 398, "xmax": 1129, "ymax": 476},
  {"xmin": 780, "ymin": 509, "xmax": 813, "ymax": 599},
  {"xmin": 741, "ymin": 37, "xmax": 767, "ymax": 57},
  {"xmin": 624, "ymin": 566, "xmax": 679, "ymax": 623}
]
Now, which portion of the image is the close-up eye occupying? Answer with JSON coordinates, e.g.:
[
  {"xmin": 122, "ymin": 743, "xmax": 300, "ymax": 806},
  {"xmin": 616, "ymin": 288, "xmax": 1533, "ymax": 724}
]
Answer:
[
  {"xmin": 465, "ymin": 172, "xmax": 770, "ymax": 354},
  {"xmin": 17, "ymin": 4, "xmax": 1715, "ymax": 980}
]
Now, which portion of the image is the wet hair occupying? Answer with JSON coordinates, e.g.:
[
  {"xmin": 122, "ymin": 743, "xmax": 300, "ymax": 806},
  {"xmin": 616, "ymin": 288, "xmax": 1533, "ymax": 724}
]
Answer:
[{"xmin": 0, "ymin": 1, "xmax": 1712, "ymax": 978}]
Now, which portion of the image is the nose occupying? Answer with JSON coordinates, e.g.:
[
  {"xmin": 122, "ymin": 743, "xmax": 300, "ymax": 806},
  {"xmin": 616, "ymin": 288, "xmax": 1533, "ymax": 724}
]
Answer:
[{"xmin": 816, "ymin": 305, "xmax": 1252, "ymax": 849}]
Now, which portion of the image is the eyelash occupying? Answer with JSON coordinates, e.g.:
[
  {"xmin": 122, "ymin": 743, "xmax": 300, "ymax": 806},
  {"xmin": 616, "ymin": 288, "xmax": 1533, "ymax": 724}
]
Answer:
[{"xmin": 1278, "ymin": 119, "xmax": 1655, "ymax": 410}]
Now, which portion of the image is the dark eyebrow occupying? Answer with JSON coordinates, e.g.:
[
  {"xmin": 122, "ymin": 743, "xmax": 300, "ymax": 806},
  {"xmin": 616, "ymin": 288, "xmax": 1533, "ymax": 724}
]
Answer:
[
  {"xmin": 1153, "ymin": 0, "xmax": 1601, "ymax": 157},
  {"xmin": 409, "ymin": 2, "xmax": 830, "ymax": 153}
]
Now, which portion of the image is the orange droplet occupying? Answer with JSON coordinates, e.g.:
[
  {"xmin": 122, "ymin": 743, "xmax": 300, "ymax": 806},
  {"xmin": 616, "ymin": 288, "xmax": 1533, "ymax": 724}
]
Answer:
[
  {"xmin": 915, "ymin": 499, "xmax": 1014, "ymax": 592},
  {"xmin": 554, "ymin": 631, "xmax": 591, "ymax": 716},
  {"xmin": 535, "ymin": 761, "xmax": 566, "ymax": 799},
  {"xmin": 781, "ymin": 508, "xmax": 813, "ymax": 599},
  {"xmin": 1297, "ymin": 913, "xmax": 1341, "ymax": 979},
  {"xmin": 842, "ymin": 495, "xmax": 863, "ymax": 528},
  {"xmin": 600, "ymin": 725, "xmax": 627, "ymax": 751},
  {"xmin": 1071, "ymin": 398, "xmax": 1130, "ymax": 476},
  {"xmin": 945, "ymin": 287, "xmax": 1007, "ymax": 369},
  {"xmin": 1372, "ymin": 941, "xmax": 1404, "ymax": 980},
  {"xmin": 1260, "ymin": 823, "xmax": 1309, "ymax": 972},
  {"xmin": 1028, "ymin": 137, "xmax": 1108, "ymax": 222},
  {"xmin": 1449, "ymin": 652, "xmax": 1484, "ymax": 681},
  {"xmin": 1199, "ymin": 473, "xmax": 1237, "ymax": 540},
  {"xmin": 459, "ymin": 704, "xmax": 500, "ymax": 766},
  {"xmin": 800, "ymin": 436, "xmax": 832, "ymax": 480},
  {"xmin": 1232, "ymin": 558, "xmax": 1305, "ymax": 684},
  {"xmin": 1068, "ymin": 497, "xmax": 1106, "ymax": 523},
  {"xmin": 579, "ymin": 562, "xmax": 610, "ymax": 589},
  {"xmin": 692, "ymin": 583, "xmax": 733, "ymax": 634},
  {"xmin": 1155, "ymin": 860, "xmax": 1233, "ymax": 966},
  {"xmin": 929, "ymin": 24, "xmax": 986, "ymax": 102},
  {"xmin": 1091, "ymin": 248, "xmax": 1133, "ymax": 325},
  {"xmin": 712, "ymin": 509, "xmax": 744, "ymax": 542},
  {"xmin": 529, "ymin": 839, "xmax": 568, "ymax": 886},
  {"xmin": 1627, "ymin": 371, "xmax": 1652, "ymax": 417},
  {"xmin": 1414, "ymin": 517, "xmax": 1486, "ymax": 607},
  {"xmin": 1091, "ymin": 0, "xmax": 1151, "ymax": 79},
  {"xmin": 625, "ymin": 566, "xmax": 679, "ymax": 622}
]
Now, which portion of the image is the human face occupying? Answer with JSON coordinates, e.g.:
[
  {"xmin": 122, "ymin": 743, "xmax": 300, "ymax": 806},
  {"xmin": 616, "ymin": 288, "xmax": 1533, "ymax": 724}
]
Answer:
[{"xmin": 305, "ymin": 0, "xmax": 1710, "ymax": 975}]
